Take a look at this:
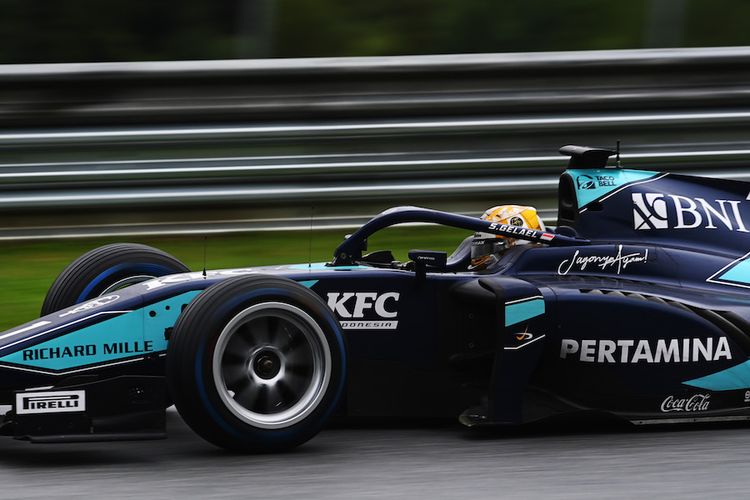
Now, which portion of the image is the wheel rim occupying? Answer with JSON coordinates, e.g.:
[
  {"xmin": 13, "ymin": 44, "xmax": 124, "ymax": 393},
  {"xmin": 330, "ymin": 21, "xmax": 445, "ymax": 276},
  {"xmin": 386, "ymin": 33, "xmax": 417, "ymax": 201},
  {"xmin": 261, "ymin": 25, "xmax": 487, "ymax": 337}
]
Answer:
[
  {"xmin": 212, "ymin": 302, "xmax": 332, "ymax": 429},
  {"xmin": 99, "ymin": 275, "xmax": 156, "ymax": 296}
]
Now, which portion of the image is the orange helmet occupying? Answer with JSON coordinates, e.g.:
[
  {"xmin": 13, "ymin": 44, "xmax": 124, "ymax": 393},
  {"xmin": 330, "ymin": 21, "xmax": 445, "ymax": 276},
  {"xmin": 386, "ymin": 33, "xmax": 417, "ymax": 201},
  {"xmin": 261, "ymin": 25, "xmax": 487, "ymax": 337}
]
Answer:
[{"xmin": 470, "ymin": 205, "xmax": 545, "ymax": 270}]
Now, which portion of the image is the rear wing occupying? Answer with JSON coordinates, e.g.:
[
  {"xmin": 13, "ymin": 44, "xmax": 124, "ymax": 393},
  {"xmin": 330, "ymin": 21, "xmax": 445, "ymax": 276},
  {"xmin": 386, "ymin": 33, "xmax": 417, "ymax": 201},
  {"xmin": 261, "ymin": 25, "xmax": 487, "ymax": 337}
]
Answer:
[{"xmin": 559, "ymin": 144, "xmax": 617, "ymax": 169}]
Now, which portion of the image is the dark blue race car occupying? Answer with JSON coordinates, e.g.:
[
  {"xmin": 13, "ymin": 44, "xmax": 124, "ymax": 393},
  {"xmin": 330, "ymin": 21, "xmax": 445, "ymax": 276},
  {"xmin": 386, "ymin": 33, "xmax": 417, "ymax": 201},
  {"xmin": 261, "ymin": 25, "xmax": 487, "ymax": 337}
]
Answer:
[{"xmin": 1, "ymin": 145, "xmax": 750, "ymax": 452}]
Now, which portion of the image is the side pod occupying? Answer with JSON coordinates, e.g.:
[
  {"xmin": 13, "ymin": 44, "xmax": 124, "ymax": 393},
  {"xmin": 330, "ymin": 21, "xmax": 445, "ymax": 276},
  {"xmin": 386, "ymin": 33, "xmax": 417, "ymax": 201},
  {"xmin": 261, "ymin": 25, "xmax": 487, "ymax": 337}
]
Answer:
[{"xmin": 453, "ymin": 277, "xmax": 554, "ymax": 426}]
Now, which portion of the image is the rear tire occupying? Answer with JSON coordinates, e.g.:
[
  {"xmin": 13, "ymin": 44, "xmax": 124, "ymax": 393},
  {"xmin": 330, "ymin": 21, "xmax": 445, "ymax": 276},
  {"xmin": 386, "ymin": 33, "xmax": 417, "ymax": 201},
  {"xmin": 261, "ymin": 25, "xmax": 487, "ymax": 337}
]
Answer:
[
  {"xmin": 166, "ymin": 275, "xmax": 346, "ymax": 453},
  {"xmin": 41, "ymin": 243, "xmax": 190, "ymax": 316}
]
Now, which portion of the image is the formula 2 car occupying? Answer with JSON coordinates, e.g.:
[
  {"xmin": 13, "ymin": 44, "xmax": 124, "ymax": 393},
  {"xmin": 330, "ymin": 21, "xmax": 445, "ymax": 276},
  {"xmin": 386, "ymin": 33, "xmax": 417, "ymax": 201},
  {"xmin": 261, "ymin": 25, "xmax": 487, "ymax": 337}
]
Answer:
[{"xmin": 2, "ymin": 144, "xmax": 750, "ymax": 452}]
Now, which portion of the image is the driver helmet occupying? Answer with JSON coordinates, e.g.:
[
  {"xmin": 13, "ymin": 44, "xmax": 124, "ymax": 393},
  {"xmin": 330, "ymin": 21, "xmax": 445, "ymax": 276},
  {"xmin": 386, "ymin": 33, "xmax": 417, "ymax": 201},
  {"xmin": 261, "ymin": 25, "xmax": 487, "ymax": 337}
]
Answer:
[{"xmin": 470, "ymin": 205, "xmax": 545, "ymax": 270}]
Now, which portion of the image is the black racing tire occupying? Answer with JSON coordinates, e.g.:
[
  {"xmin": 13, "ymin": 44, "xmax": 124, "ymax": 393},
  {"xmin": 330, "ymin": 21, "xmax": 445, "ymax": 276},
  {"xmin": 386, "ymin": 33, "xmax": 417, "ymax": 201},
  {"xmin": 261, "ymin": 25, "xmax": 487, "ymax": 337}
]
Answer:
[
  {"xmin": 166, "ymin": 275, "xmax": 347, "ymax": 453},
  {"xmin": 41, "ymin": 243, "xmax": 190, "ymax": 316}
]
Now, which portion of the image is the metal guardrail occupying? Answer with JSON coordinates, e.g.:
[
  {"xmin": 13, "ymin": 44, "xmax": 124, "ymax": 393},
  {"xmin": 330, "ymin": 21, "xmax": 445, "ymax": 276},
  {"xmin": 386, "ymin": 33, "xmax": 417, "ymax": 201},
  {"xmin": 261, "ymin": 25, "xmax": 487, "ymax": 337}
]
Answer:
[{"xmin": 2, "ymin": 47, "xmax": 750, "ymax": 239}]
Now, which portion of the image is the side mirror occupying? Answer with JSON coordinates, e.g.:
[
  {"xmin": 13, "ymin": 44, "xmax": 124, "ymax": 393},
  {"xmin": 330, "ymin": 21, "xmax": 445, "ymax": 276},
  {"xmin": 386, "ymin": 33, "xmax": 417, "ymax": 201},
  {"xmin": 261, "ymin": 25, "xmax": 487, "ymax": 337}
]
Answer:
[{"xmin": 408, "ymin": 249, "xmax": 447, "ymax": 280}]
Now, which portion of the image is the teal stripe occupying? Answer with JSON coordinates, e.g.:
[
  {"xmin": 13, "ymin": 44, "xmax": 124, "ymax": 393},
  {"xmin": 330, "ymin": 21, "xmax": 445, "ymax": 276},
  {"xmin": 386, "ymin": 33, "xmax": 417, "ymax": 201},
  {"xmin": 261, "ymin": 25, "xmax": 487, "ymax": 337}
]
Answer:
[
  {"xmin": 684, "ymin": 360, "xmax": 750, "ymax": 391},
  {"xmin": 505, "ymin": 299, "xmax": 545, "ymax": 327},
  {"xmin": 298, "ymin": 280, "xmax": 318, "ymax": 289},
  {"xmin": 718, "ymin": 258, "xmax": 750, "ymax": 285},
  {"xmin": 567, "ymin": 168, "xmax": 658, "ymax": 208},
  {"xmin": 0, "ymin": 291, "xmax": 202, "ymax": 371}
]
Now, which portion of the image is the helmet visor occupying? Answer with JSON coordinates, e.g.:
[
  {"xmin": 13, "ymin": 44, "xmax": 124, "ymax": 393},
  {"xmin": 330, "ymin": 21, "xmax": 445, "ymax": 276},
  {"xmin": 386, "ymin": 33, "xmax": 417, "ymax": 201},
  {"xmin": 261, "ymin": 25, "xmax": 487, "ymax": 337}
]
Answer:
[{"xmin": 470, "ymin": 238, "xmax": 506, "ymax": 269}]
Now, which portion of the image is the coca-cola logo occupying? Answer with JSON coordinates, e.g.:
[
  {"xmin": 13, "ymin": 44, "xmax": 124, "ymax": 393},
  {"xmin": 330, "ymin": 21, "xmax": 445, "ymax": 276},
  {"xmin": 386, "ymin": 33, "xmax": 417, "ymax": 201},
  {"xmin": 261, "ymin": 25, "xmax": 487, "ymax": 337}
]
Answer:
[{"xmin": 660, "ymin": 394, "xmax": 710, "ymax": 413}]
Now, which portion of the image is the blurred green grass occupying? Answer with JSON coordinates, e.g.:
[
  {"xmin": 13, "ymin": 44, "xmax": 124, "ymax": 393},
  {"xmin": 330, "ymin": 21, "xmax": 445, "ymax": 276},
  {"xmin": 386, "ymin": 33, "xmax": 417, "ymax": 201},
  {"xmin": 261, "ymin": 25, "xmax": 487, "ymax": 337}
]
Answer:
[{"xmin": 0, "ymin": 225, "xmax": 469, "ymax": 331}]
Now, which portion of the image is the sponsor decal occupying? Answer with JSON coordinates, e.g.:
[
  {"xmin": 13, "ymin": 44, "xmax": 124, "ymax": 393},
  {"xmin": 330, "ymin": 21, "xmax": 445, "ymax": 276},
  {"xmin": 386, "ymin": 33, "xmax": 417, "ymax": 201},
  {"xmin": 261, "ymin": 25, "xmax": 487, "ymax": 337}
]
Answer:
[
  {"xmin": 577, "ymin": 175, "xmax": 596, "ymax": 190},
  {"xmin": 509, "ymin": 216, "xmax": 525, "ymax": 226},
  {"xmin": 569, "ymin": 169, "xmax": 663, "ymax": 209},
  {"xmin": 59, "ymin": 295, "xmax": 120, "ymax": 318},
  {"xmin": 0, "ymin": 290, "xmax": 201, "ymax": 374},
  {"xmin": 509, "ymin": 326, "xmax": 540, "ymax": 345},
  {"xmin": 577, "ymin": 174, "xmax": 615, "ymax": 190},
  {"xmin": 487, "ymin": 222, "xmax": 537, "ymax": 237},
  {"xmin": 327, "ymin": 292, "xmax": 400, "ymax": 330},
  {"xmin": 488, "ymin": 222, "xmax": 538, "ymax": 239},
  {"xmin": 21, "ymin": 341, "xmax": 154, "ymax": 361},
  {"xmin": 506, "ymin": 323, "xmax": 544, "ymax": 350},
  {"xmin": 596, "ymin": 175, "xmax": 616, "ymax": 187},
  {"xmin": 515, "ymin": 329, "xmax": 534, "ymax": 341},
  {"xmin": 660, "ymin": 394, "xmax": 710, "ymax": 413},
  {"xmin": 16, "ymin": 390, "xmax": 86, "ymax": 414},
  {"xmin": 488, "ymin": 222, "xmax": 555, "ymax": 242},
  {"xmin": 560, "ymin": 337, "xmax": 732, "ymax": 363},
  {"xmin": 745, "ymin": 390, "xmax": 750, "ymax": 403},
  {"xmin": 632, "ymin": 193, "xmax": 749, "ymax": 232},
  {"xmin": 557, "ymin": 244, "xmax": 649, "ymax": 276}
]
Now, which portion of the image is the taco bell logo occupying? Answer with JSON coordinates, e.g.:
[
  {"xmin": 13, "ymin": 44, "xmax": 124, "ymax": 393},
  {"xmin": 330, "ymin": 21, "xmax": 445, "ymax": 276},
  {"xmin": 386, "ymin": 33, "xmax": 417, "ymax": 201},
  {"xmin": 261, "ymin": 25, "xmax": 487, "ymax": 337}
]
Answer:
[
  {"xmin": 632, "ymin": 193, "xmax": 749, "ymax": 232},
  {"xmin": 577, "ymin": 174, "xmax": 615, "ymax": 190},
  {"xmin": 577, "ymin": 175, "xmax": 596, "ymax": 190}
]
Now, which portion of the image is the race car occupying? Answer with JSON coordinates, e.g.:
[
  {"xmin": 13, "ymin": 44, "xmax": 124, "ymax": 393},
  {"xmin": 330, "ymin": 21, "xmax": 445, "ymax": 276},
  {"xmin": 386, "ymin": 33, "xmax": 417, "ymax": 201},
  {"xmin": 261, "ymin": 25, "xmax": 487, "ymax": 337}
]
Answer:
[{"xmin": 1, "ymin": 144, "xmax": 750, "ymax": 452}]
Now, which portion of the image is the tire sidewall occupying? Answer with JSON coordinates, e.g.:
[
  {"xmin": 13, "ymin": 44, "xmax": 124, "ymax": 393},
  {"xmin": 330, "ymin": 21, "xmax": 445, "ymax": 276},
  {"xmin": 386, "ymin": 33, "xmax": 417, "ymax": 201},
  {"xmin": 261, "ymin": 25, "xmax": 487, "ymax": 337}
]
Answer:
[
  {"xmin": 171, "ymin": 277, "xmax": 346, "ymax": 452},
  {"xmin": 74, "ymin": 262, "xmax": 182, "ymax": 302},
  {"xmin": 41, "ymin": 243, "xmax": 190, "ymax": 316}
]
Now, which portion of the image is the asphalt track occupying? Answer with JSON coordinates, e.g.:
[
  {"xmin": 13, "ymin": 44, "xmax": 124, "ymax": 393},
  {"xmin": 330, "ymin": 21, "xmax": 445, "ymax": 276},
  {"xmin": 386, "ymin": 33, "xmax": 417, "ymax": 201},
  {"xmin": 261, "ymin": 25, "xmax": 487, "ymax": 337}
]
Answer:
[{"xmin": 0, "ymin": 409, "xmax": 748, "ymax": 499}]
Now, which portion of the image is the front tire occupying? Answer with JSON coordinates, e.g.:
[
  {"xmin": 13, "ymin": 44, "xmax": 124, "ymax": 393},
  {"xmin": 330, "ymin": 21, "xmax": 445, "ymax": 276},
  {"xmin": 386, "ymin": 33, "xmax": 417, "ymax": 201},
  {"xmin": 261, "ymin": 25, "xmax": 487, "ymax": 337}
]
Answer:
[
  {"xmin": 41, "ymin": 243, "xmax": 190, "ymax": 316},
  {"xmin": 167, "ymin": 275, "xmax": 346, "ymax": 453}
]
